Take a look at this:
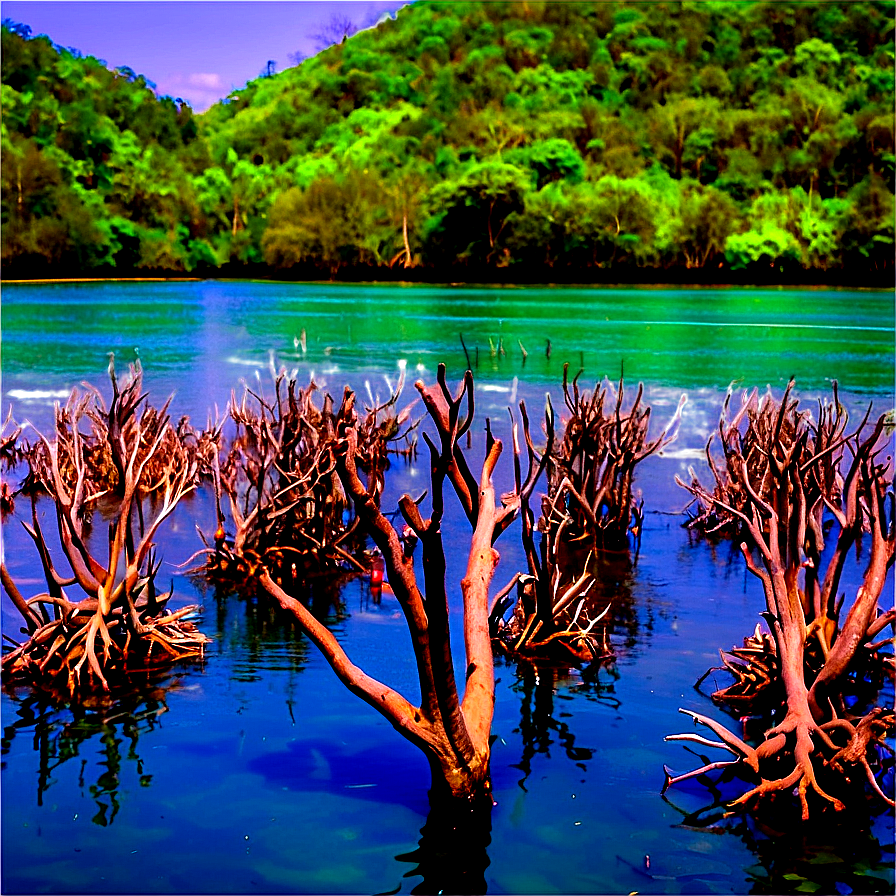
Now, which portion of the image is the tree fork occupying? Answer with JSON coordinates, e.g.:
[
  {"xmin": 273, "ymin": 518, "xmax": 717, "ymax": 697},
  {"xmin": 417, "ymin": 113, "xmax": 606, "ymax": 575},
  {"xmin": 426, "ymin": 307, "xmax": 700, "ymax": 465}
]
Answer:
[{"xmin": 254, "ymin": 370, "xmax": 523, "ymax": 800}]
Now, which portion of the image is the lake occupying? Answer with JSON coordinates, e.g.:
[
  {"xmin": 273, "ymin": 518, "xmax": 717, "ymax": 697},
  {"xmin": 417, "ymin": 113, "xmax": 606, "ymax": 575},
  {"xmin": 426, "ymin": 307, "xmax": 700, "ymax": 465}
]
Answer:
[{"xmin": 2, "ymin": 281, "xmax": 894, "ymax": 895}]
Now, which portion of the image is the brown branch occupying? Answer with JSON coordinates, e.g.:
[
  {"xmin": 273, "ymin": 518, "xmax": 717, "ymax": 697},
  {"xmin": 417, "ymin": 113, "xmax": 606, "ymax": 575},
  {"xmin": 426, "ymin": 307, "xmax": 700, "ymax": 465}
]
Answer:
[{"xmin": 258, "ymin": 571, "xmax": 431, "ymax": 744}]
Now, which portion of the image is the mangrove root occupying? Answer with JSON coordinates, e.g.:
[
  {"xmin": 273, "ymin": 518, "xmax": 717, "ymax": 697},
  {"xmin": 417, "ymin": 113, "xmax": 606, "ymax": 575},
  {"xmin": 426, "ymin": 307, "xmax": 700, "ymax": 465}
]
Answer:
[{"xmin": 667, "ymin": 381, "xmax": 895, "ymax": 819}]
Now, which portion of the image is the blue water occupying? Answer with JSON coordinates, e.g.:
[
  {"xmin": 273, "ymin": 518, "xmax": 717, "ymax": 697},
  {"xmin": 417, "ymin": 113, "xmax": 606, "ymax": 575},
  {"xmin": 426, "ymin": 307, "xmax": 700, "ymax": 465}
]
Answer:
[{"xmin": 1, "ymin": 281, "xmax": 894, "ymax": 894}]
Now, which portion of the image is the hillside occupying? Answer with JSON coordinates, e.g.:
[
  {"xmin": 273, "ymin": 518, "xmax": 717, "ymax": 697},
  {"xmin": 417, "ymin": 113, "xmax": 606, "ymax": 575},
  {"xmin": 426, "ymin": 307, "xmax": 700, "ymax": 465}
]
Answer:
[{"xmin": 2, "ymin": 1, "xmax": 894, "ymax": 282}]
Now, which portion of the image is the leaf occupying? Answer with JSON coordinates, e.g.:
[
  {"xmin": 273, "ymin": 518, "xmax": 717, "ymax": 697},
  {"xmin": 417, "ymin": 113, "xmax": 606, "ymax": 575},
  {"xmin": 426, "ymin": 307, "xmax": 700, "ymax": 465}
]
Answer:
[
  {"xmin": 807, "ymin": 853, "xmax": 844, "ymax": 865},
  {"xmin": 854, "ymin": 869, "xmax": 895, "ymax": 883}
]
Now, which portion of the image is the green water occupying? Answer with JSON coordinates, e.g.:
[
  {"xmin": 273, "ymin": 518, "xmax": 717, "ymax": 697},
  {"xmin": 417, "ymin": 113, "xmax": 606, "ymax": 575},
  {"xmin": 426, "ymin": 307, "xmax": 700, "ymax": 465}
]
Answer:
[
  {"xmin": 2, "ymin": 282, "xmax": 893, "ymax": 416},
  {"xmin": 1, "ymin": 281, "xmax": 893, "ymax": 894}
]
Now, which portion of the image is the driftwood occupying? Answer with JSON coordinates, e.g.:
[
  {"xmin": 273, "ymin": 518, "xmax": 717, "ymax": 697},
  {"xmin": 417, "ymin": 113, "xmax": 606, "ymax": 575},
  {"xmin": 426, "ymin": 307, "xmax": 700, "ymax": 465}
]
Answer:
[
  {"xmin": 257, "ymin": 366, "xmax": 530, "ymax": 801},
  {"xmin": 202, "ymin": 367, "xmax": 416, "ymax": 588},
  {"xmin": 666, "ymin": 381, "xmax": 895, "ymax": 819},
  {"xmin": 1, "ymin": 360, "xmax": 211, "ymax": 700}
]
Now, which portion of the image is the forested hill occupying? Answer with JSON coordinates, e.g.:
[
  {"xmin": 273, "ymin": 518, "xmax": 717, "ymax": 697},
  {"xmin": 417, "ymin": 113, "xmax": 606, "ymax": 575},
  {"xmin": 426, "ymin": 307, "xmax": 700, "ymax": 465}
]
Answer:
[{"xmin": 2, "ymin": 2, "xmax": 894, "ymax": 283}]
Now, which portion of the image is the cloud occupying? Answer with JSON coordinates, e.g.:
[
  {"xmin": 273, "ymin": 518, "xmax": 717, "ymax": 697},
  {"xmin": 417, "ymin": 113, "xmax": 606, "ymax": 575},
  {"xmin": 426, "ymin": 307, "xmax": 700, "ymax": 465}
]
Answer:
[
  {"xmin": 155, "ymin": 71, "xmax": 230, "ymax": 112},
  {"xmin": 186, "ymin": 72, "xmax": 226, "ymax": 90}
]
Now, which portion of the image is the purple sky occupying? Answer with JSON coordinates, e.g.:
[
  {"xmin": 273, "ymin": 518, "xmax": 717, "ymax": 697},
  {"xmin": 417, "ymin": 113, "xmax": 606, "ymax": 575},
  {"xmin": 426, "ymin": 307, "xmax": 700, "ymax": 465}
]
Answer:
[{"xmin": 2, "ymin": 1, "xmax": 410, "ymax": 110}]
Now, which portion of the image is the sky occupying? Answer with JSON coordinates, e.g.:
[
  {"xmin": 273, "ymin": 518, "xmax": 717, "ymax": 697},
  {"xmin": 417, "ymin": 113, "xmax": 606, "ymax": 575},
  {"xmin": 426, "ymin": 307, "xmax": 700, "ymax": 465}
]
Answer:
[{"xmin": 2, "ymin": 1, "xmax": 411, "ymax": 110}]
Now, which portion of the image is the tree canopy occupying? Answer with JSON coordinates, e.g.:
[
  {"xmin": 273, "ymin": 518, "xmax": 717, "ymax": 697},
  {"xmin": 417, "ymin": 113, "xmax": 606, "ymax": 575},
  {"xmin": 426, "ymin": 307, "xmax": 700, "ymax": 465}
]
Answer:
[{"xmin": 2, "ymin": 1, "xmax": 894, "ymax": 282}]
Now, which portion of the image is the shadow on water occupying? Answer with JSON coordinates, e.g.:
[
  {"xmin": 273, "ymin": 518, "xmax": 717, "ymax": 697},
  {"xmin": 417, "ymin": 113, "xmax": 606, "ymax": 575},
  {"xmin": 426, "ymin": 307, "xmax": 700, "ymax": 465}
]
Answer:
[
  {"xmin": 246, "ymin": 734, "xmax": 432, "ymax": 812},
  {"xmin": 1, "ymin": 669, "xmax": 195, "ymax": 827}
]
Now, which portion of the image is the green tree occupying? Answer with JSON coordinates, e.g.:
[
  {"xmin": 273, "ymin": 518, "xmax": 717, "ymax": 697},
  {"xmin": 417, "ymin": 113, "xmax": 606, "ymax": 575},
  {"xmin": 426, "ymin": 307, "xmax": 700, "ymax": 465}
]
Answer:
[{"xmin": 423, "ymin": 160, "xmax": 530, "ymax": 264}]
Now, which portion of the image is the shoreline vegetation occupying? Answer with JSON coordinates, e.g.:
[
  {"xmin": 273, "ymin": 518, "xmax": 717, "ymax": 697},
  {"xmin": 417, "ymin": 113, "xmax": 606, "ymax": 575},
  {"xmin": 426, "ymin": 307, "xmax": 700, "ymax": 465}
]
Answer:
[{"xmin": 2, "ymin": 1, "xmax": 894, "ymax": 285}]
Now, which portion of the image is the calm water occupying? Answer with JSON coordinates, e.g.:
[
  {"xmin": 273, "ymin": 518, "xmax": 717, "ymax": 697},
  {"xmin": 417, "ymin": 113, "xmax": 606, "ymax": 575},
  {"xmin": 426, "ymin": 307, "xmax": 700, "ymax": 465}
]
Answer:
[{"xmin": 2, "ymin": 281, "xmax": 894, "ymax": 895}]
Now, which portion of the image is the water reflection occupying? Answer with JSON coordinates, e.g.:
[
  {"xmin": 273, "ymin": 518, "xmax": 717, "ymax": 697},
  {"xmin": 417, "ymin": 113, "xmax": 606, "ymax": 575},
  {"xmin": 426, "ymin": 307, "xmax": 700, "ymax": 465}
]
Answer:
[
  {"xmin": 591, "ymin": 550, "xmax": 640, "ymax": 651},
  {"xmin": 205, "ymin": 571, "xmax": 357, "ymax": 672},
  {"xmin": 501, "ymin": 541, "xmax": 662, "ymax": 792},
  {"xmin": 507, "ymin": 661, "xmax": 605, "ymax": 792},
  {"xmin": 662, "ymin": 790, "xmax": 895, "ymax": 894},
  {"xmin": 395, "ymin": 793, "xmax": 493, "ymax": 896},
  {"xmin": 1, "ymin": 672, "xmax": 188, "ymax": 826}
]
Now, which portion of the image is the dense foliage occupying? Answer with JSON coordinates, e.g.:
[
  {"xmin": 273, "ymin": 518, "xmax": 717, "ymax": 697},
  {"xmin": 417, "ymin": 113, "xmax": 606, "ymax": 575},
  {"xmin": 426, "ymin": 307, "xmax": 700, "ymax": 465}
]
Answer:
[{"xmin": 2, "ymin": 1, "xmax": 894, "ymax": 281}]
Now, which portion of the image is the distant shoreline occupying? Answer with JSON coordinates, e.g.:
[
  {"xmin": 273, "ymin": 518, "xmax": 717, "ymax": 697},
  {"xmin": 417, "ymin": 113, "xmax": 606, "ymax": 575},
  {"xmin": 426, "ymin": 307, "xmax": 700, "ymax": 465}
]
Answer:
[
  {"xmin": 3, "ymin": 273, "xmax": 893, "ymax": 291},
  {"xmin": 3, "ymin": 277, "xmax": 203, "ymax": 285}
]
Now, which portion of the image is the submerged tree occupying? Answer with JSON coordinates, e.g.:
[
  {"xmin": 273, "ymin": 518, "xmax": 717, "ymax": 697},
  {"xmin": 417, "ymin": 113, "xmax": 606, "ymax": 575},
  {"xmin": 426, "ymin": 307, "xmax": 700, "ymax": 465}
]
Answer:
[
  {"xmin": 487, "ymin": 393, "xmax": 609, "ymax": 663},
  {"xmin": 254, "ymin": 366, "xmax": 540, "ymax": 801},
  {"xmin": 1, "ymin": 360, "xmax": 213, "ymax": 699},
  {"xmin": 491, "ymin": 367, "xmax": 684, "ymax": 662},
  {"xmin": 549, "ymin": 365, "xmax": 686, "ymax": 550},
  {"xmin": 666, "ymin": 381, "xmax": 895, "ymax": 819},
  {"xmin": 202, "ymin": 365, "xmax": 416, "ymax": 589}
]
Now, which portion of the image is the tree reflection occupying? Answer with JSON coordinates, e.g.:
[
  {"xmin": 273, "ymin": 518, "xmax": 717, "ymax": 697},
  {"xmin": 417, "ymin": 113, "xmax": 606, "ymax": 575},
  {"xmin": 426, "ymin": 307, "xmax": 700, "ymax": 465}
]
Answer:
[
  {"xmin": 507, "ymin": 659, "xmax": 616, "ymax": 792},
  {"xmin": 1, "ymin": 671, "xmax": 188, "ymax": 826},
  {"xmin": 393, "ymin": 649, "xmax": 629, "ymax": 893},
  {"xmin": 395, "ymin": 790, "xmax": 493, "ymax": 895},
  {"xmin": 500, "ymin": 546, "xmax": 645, "ymax": 792},
  {"xmin": 589, "ymin": 549, "xmax": 640, "ymax": 651},
  {"xmin": 209, "ymin": 569, "xmax": 352, "ymax": 649},
  {"xmin": 661, "ymin": 788, "xmax": 895, "ymax": 894}
]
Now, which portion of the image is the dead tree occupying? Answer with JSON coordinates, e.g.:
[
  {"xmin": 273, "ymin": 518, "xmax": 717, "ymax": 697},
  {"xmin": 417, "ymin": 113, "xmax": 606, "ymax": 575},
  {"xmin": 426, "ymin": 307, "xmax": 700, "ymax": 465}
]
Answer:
[
  {"xmin": 666, "ymin": 381, "xmax": 895, "ymax": 819},
  {"xmin": 203, "ymin": 368, "xmax": 416, "ymax": 588},
  {"xmin": 681, "ymin": 380, "xmax": 804, "ymax": 538},
  {"xmin": 416, "ymin": 368, "xmax": 606, "ymax": 663},
  {"xmin": 257, "ymin": 367, "xmax": 533, "ymax": 801},
  {"xmin": 2, "ymin": 360, "xmax": 210, "ymax": 699},
  {"xmin": 1, "ymin": 406, "xmax": 24, "ymax": 514},
  {"xmin": 490, "ymin": 367, "xmax": 684, "ymax": 662},
  {"xmin": 548, "ymin": 365, "xmax": 686, "ymax": 550},
  {"xmin": 488, "ymin": 397, "xmax": 610, "ymax": 663}
]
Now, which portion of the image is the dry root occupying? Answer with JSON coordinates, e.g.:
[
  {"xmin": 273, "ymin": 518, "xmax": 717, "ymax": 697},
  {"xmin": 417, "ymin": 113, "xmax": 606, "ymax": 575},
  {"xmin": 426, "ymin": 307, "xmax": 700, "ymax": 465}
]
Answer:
[
  {"xmin": 668, "ymin": 381, "xmax": 894, "ymax": 820},
  {"xmin": 2, "ymin": 599, "xmax": 207, "ymax": 701},
  {"xmin": 490, "ymin": 567, "xmax": 613, "ymax": 665},
  {"xmin": 696, "ymin": 623, "xmax": 780, "ymax": 710},
  {"xmin": 664, "ymin": 704, "xmax": 895, "ymax": 820}
]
